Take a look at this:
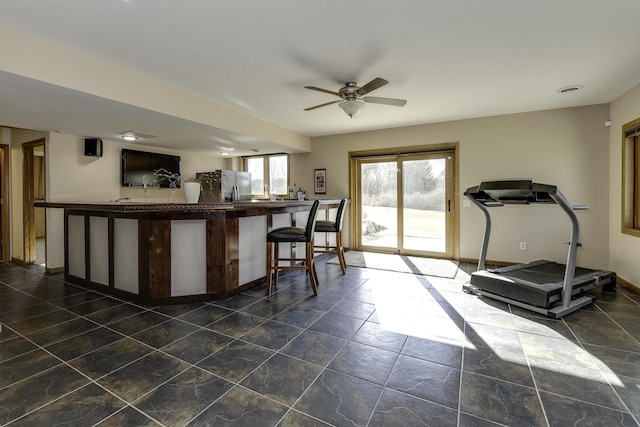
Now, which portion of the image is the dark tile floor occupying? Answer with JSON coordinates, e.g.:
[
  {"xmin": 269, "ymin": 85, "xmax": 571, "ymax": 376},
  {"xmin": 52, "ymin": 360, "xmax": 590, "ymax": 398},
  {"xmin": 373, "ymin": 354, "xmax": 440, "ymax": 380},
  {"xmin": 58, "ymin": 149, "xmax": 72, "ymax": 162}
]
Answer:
[{"xmin": 1, "ymin": 259, "xmax": 640, "ymax": 426}]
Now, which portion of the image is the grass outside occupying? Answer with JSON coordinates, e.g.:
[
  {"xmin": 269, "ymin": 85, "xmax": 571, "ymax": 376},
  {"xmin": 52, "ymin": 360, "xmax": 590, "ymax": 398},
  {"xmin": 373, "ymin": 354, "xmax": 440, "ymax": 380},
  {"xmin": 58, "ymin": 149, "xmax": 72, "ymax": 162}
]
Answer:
[{"xmin": 362, "ymin": 205, "xmax": 445, "ymax": 251}]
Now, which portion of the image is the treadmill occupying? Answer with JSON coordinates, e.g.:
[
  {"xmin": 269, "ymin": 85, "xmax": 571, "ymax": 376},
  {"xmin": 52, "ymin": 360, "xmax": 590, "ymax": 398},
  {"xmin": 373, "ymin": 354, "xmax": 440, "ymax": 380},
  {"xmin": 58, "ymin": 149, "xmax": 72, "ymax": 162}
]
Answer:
[{"xmin": 464, "ymin": 179, "xmax": 616, "ymax": 318}]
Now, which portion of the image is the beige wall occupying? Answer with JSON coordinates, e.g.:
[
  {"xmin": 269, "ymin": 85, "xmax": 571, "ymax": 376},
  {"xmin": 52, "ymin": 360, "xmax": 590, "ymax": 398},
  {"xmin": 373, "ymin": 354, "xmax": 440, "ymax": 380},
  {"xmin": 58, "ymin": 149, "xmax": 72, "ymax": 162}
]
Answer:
[
  {"xmin": 609, "ymin": 83, "xmax": 640, "ymax": 286},
  {"xmin": 46, "ymin": 133, "xmax": 228, "ymax": 203},
  {"xmin": 300, "ymin": 104, "xmax": 611, "ymax": 269}
]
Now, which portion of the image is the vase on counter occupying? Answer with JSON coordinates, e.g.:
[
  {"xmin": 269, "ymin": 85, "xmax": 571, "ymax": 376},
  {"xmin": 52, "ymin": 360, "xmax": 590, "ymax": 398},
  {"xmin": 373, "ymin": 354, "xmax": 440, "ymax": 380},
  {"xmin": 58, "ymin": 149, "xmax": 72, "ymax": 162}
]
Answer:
[{"xmin": 183, "ymin": 182, "xmax": 201, "ymax": 203}]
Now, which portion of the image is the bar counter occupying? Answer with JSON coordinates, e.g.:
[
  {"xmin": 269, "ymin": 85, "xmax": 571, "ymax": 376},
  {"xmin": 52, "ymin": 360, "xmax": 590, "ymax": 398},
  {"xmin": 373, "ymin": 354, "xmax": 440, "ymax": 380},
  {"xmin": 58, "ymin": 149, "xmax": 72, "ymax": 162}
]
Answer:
[{"xmin": 36, "ymin": 200, "xmax": 342, "ymax": 305}]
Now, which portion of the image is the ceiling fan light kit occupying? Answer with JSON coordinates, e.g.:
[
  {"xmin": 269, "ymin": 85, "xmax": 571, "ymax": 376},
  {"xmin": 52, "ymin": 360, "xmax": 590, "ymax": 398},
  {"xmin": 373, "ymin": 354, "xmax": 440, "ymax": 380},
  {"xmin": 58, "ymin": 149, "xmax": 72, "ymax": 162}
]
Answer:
[
  {"xmin": 339, "ymin": 100, "xmax": 365, "ymax": 118},
  {"xmin": 304, "ymin": 77, "xmax": 406, "ymax": 117}
]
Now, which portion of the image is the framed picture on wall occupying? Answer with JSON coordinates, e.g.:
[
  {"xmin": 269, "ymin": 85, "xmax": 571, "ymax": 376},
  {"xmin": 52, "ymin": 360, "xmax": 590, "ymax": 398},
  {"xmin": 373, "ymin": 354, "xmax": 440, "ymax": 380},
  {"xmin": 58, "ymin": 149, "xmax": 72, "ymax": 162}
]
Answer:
[{"xmin": 314, "ymin": 169, "xmax": 326, "ymax": 194}]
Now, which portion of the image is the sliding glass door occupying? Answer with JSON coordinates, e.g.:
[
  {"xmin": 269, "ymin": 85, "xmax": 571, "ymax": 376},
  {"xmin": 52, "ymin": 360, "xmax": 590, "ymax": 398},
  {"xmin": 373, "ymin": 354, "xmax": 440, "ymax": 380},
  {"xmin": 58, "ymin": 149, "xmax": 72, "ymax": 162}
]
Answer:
[
  {"xmin": 360, "ymin": 160, "xmax": 398, "ymax": 248},
  {"xmin": 355, "ymin": 151, "xmax": 455, "ymax": 258}
]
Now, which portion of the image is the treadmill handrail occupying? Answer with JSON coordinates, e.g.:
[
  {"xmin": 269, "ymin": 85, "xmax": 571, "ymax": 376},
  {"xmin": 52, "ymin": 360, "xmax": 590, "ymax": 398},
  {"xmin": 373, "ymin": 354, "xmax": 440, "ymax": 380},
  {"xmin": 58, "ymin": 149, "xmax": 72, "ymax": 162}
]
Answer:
[
  {"xmin": 549, "ymin": 188, "xmax": 580, "ymax": 308},
  {"xmin": 467, "ymin": 195, "xmax": 492, "ymax": 271}
]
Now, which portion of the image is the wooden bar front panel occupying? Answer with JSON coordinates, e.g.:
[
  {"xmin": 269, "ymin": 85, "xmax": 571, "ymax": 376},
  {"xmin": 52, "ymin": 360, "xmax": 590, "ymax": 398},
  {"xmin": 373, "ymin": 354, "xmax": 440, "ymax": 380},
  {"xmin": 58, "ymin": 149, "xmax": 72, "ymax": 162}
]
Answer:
[{"xmin": 139, "ymin": 219, "xmax": 172, "ymax": 301}]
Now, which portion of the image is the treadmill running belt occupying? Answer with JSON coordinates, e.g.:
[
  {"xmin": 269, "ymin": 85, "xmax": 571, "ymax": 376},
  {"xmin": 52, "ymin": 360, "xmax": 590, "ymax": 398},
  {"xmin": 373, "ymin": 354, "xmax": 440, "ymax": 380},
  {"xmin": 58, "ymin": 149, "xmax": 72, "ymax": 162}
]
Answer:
[
  {"xmin": 499, "ymin": 263, "xmax": 596, "ymax": 285},
  {"xmin": 470, "ymin": 261, "xmax": 608, "ymax": 308}
]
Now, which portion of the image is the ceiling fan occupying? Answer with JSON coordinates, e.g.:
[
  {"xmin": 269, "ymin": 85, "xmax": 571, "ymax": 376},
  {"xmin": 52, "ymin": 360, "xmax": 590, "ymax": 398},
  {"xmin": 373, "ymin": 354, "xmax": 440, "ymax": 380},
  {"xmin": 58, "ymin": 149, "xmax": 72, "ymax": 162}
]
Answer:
[{"xmin": 304, "ymin": 77, "xmax": 407, "ymax": 117}]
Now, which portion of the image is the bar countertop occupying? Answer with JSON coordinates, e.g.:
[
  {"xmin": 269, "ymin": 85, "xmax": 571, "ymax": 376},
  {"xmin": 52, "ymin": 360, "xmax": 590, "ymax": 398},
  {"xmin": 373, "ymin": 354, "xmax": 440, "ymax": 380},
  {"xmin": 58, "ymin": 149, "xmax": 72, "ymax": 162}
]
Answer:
[{"xmin": 35, "ymin": 199, "xmax": 342, "ymax": 213}]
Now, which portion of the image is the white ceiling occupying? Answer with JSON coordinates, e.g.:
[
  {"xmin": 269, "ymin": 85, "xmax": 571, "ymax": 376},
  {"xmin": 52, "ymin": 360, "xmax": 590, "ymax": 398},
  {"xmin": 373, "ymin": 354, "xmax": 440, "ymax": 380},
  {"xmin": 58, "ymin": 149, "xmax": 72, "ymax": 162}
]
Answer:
[{"xmin": 2, "ymin": 0, "xmax": 640, "ymax": 156}]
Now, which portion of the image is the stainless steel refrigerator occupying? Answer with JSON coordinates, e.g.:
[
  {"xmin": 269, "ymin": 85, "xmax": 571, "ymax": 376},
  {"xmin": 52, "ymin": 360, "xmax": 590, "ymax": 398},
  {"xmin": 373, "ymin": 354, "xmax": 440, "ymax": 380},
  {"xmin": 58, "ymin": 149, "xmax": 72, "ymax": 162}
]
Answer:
[{"xmin": 197, "ymin": 170, "xmax": 252, "ymax": 203}]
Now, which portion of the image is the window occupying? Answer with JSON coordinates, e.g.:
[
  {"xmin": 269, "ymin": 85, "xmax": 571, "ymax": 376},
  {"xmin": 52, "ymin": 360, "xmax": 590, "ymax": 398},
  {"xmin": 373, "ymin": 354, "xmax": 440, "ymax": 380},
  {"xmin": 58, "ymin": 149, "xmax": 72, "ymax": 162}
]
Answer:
[
  {"xmin": 622, "ymin": 118, "xmax": 640, "ymax": 236},
  {"xmin": 243, "ymin": 154, "xmax": 289, "ymax": 198}
]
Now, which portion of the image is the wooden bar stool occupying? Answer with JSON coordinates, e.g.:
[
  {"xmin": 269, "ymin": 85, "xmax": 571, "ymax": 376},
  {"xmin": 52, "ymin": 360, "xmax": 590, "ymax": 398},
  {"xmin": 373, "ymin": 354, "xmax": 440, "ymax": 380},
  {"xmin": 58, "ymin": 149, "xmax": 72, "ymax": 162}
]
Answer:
[
  {"xmin": 314, "ymin": 199, "xmax": 347, "ymax": 274},
  {"xmin": 266, "ymin": 200, "xmax": 320, "ymax": 296}
]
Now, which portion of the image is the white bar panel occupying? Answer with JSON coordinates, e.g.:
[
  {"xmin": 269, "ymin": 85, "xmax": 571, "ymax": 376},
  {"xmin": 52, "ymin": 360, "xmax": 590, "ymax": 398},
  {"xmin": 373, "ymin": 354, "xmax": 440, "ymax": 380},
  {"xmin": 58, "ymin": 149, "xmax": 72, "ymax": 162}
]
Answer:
[
  {"xmin": 45, "ymin": 208, "xmax": 65, "ymax": 270},
  {"xmin": 315, "ymin": 231, "xmax": 328, "ymax": 247},
  {"xmin": 294, "ymin": 210, "xmax": 310, "ymax": 259},
  {"xmin": 327, "ymin": 207, "xmax": 337, "ymax": 222},
  {"xmin": 171, "ymin": 220, "xmax": 207, "ymax": 296},
  {"xmin": 239, "ymin": 215, "xmax": 267, "ymax": 285},
  {"xmin": 114, "ymin": 218, "xmax": 139, "ymax": 294},
  {"xmin": 67, "ymin": 215, "xmax": 85, "ymax": 278},
  {"xmin": 272, "ymin": 213, "xmax": 292, "ymax": 263},
  {"xmin": 272, "ymin": 213, "xmax": 291, "ymax": 229},
  {"xmin": 89, "ymin": 217, "xmax": 109, "ymax": 286},
  {"xmin": 315, "ymin": 207, "xmax": 336, "ymax": 247}
]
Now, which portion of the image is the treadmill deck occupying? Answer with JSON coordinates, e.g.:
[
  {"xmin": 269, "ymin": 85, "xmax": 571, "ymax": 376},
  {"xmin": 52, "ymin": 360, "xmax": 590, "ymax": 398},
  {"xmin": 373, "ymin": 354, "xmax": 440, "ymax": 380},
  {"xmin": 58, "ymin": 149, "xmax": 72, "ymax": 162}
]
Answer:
[{"xmin": 469, "ymin": 260, "xmax": 616, "ymax": 308}]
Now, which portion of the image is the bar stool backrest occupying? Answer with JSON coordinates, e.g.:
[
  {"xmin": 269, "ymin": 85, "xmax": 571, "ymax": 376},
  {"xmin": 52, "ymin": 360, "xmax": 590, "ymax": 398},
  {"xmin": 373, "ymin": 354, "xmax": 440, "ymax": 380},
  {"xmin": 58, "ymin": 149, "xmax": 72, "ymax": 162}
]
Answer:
[
  {"xmin": 304, "ymin": 200, "xmax": 321, "ymax": 240},
  {"xmin": 334, "ymin": 199, "xmax": 347, "ymax": 232}
]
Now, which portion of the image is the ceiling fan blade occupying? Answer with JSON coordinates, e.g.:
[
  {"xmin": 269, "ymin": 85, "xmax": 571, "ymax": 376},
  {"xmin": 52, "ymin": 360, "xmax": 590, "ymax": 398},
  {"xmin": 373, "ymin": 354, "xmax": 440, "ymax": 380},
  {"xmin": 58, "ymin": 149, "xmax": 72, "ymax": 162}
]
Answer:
[
  {"xmin": 304, "ymin": 99, "xmax": 341, "ymax": 111},
  {"xmin": 304, "ymin": 86, "xmax": 341, "ymax": 97},
  {"xmin": 363, "ymin": 96, "xmax": 407, "ymax": 107},
  {"xmin": 357, "ymin": 77, "xmax": 389, "ymax": 96}
]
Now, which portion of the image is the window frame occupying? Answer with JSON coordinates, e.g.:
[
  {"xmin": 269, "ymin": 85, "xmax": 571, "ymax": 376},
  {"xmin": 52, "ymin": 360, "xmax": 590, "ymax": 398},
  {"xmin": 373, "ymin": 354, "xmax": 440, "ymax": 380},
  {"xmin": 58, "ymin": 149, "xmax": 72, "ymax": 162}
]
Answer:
[
  {"xmin": 242, "ymin": 153, "xmax": 290, "ymax": 199},
  {"xmin": 622, "ymin": 117, "xmax": 640, "ymax": 237}
]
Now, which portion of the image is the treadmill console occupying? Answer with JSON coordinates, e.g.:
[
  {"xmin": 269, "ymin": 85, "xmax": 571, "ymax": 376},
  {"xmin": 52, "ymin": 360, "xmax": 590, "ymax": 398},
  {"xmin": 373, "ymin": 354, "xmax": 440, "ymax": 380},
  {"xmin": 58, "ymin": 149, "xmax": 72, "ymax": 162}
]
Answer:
[{"xmin": 465, "ymin": 179, "xmax": 557, "ymax": 205}]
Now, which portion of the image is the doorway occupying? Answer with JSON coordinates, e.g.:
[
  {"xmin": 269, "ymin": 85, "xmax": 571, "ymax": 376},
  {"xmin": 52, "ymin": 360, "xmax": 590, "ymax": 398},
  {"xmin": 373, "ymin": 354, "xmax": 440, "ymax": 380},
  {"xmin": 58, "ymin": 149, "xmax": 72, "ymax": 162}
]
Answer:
[
  {"xmin": 23, "ymin": 139, "xmax": 46, "ymax": 266},
  {"xmin": 0, "ymin": 144, "xmax": 9, "ymax": 261},
  {"xmin": 351, "ymin": 146, "xmax": 457, "ymax": 259}
]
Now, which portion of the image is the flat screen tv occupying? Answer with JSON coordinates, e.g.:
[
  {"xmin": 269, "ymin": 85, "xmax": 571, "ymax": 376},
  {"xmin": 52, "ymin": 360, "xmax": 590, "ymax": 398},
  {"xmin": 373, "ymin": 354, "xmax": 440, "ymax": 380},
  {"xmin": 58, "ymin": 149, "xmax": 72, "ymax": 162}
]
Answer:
[{"xmin": 121, "ymin": 148, "xmax": 181, "ymax": 188}]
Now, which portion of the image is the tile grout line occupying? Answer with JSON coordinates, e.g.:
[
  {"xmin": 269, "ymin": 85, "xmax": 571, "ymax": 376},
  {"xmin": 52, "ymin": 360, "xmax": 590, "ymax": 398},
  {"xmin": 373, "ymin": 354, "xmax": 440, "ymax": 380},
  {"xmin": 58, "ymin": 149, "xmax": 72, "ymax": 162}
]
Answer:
[
  {"xmin": 511, "ymin": 305, "xmax": 552, "ymax": 427},
  {"xmin": 456, "ymin": 302, "xmax": 467, "ymax": 427}
]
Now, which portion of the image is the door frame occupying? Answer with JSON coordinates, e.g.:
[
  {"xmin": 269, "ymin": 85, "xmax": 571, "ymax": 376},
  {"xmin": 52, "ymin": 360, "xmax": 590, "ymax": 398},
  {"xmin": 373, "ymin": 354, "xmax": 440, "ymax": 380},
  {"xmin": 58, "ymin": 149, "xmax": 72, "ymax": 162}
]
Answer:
[
  {"xmin": 349, "ymin": 142, "xmax": 459, "ymax": 259},
  {"xmin": 0, "ymin": 144, "xmax": 9, "ymax": 261},
  {"xmin": 22, "ymin": 138, "xmax": 45, "ymax": 265}
]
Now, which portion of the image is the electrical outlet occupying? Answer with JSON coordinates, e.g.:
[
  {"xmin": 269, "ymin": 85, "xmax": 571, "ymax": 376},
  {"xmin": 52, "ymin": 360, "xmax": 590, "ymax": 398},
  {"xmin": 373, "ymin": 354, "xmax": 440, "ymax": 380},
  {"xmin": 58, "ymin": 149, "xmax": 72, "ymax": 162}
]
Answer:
[{"xmin": 520, "ymin": 242, "xmax": 527, "ymax": 251}]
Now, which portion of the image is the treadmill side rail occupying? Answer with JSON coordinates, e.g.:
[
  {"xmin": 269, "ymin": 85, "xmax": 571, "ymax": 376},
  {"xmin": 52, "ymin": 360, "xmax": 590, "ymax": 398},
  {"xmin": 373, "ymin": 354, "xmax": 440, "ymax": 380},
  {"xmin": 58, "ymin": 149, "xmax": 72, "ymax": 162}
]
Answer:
[
  {"xmin": 547, "ymin": 296, "xmax": 596, "ymax": 319},
  {"xmin": 463, "ymin": 283, "xmax": 596, "ymax": 319}
]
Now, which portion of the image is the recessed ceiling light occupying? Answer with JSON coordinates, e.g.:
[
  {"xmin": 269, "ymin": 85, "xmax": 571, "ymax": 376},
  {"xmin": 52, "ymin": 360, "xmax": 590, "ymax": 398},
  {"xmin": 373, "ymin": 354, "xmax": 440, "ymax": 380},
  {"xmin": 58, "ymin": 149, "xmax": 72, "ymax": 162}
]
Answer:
[
  {"xmin": 220, "ymin": 152, "xmax": 230, "ymax": 156},
  {"xmin": 119, "ymin": 131, "xmax": 158, "ymax": 141},
  {"xmin": 557, "ymin": 85, "xmax": 584, "ymax": 94}
]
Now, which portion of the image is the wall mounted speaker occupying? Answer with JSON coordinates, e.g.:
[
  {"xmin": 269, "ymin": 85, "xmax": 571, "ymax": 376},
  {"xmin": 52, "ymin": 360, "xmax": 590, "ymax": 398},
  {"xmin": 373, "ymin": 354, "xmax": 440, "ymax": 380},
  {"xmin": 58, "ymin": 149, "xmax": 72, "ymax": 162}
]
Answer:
[{"xmin": 84, "ymin": 138, "xmax": 103, "ymax": 157}]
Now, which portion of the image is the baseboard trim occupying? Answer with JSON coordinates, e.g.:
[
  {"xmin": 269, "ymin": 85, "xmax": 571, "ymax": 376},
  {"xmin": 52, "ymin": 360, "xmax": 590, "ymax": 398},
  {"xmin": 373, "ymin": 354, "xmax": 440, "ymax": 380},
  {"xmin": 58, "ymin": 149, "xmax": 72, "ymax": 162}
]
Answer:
[
  {"xmin": 45, "ymin": 266, "xmax": 64, "ymax": 274},
  {"xmin": 458, "ymin": 258, "xmax": 517, "ymax": 267},
  {"xmin": 617, "ymin": 276, "xmax": 640, "ymax": 294},
  {"xmin": 11, "ymin": 257, "xmax": 25, "ymax": 265}
]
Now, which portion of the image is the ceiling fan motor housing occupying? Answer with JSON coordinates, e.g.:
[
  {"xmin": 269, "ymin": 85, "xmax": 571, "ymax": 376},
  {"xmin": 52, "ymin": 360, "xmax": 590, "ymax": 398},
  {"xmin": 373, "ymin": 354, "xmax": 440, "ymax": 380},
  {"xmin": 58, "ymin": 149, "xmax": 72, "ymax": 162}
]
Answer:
[{"xmin": 339, "ymin": 82, "xmax": 360, "ymax": 100}]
